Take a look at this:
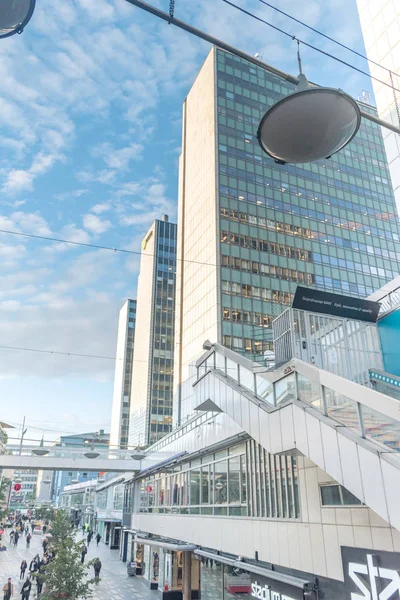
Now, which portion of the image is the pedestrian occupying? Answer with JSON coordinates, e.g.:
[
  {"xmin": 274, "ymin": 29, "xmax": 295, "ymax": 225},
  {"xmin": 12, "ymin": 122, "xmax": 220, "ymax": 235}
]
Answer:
[
  {"xmin": 93, "ymin": 558, "xmax": 102, "ymax": 580},
  {"xmin": 9, "ymin": 530, "xmax": 14, "ymax": 543},
  {"xmin": 81, "ymin": 524, "xmax": 85, "ymax": 535},
  {"xmin": 42, "ymin": 525, "xmax": 46, "ymax": 536},
  {"xmin": 28, "ymin": 559, "xmax": 35, "ymax": 574},
  {"xmin": 96, "ymin": 532, "xmax": 101, "ymax": 546},
  {"xmin": 24, "ymin": 526, "xmax": 28, "ymax": 536},
  {"xmin": 42, "ymin": 538, "xmax": 48, "ymax": 553},
  {"xmin": 26, "ymin": 533, "xmax": 31, "ymax": 549},
  {"xmin": 20, "ymin": 560, "xmax": 27, "ymax": 580},
  {"xmin": 87, "ymin": 532, "xmax": 92, "ymax": 546},
  {"xmin": 13, "ymin": 532, "xmax": 19, "ymax": 547},
  {"xmin": 81, "ymin": 544, "xmax": 87, "ymax": 564},
  {"xmin": 36, "ymin": 573, "xmax": 43, "ymax": 596},
  {"xmin": 30, "ymin": 524, "xmax": 34, "ymax": 534},
  {"xmin": 20, "ymin": 578, "xmax": 31, "ymax": 600},
  {"xmin": 2, "ymin": 577, "xmax": 13, "ymax": 600}
]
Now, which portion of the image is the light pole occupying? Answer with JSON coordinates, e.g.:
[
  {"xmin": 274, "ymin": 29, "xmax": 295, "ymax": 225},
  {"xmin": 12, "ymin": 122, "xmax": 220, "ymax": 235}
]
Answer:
[{"xmin": 0, "ymin": 0, "xmax": 36, "ymax": 39}]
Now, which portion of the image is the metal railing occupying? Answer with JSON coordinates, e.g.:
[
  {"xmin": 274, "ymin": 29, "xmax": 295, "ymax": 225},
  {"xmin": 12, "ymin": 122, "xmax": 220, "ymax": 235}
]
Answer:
[{"xmin": 196, "ymin": 344, "xmax": 400, "ymax": 453}]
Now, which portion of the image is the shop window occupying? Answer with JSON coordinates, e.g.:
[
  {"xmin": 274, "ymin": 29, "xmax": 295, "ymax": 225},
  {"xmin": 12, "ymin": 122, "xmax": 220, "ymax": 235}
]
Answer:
[{"xmin": 320, "ymin": 484, "xmax": 362, "ymax": 506}]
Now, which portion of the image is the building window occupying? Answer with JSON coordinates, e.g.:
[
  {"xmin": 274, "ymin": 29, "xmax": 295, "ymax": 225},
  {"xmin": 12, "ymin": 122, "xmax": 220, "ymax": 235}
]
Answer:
[{"xmin": 320, "ymin": 484, "xmax": 362, "ymax": 506}]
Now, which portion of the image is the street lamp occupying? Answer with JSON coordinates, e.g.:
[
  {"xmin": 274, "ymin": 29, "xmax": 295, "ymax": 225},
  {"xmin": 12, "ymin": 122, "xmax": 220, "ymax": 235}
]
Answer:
[
  {"xmin": 0, "ymin": 0, "xmax": 36, "ymax": 39},
  {"xmin": 257, "ymin": 73, "xmax": 361, "ymax": 165}
]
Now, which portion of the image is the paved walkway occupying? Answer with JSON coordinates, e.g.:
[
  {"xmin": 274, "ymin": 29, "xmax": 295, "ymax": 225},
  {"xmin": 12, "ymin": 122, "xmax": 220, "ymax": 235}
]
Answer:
[{"xmin": 0, "ymin": 528, "xmax": 160, "ymax": 599}]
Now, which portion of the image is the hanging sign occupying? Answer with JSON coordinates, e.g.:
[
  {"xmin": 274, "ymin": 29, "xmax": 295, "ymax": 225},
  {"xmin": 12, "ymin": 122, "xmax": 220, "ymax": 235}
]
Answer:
[{"xmin": 292, "ymin": 286, "xmax": 380, "ymax": 323}]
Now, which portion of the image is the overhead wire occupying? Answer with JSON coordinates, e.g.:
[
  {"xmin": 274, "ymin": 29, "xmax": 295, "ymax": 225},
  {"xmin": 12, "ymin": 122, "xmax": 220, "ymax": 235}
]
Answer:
[
  {"xmin": 222, "ymin": 0, "xmax": 400, "ymax": 94},
  {"xmin": 256, "ymin": 0, "xmax": 393, "ymax": 76},
  {"xmin": 0, "ymin": 228, "xmax": 220, "ymax": 269}
]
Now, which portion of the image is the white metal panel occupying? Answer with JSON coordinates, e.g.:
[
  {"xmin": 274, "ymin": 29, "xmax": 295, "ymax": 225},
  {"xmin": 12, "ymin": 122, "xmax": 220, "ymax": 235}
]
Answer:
[
  {"xmin": 268, "ymin": 410, "xmax": 283, "ymax": 454},
  {"xmin": 258, "ymin": 407, "xmax": 271, "ymax": 452},
  {"xmin": 358, "ymin": 446, "xmax": 389, "ymax": 522},
  {"xmin": 248, "ymin": 401, "xmax": 261, "ymax": 444},
  {"xmin": 280, "ymin": 404, "xmax": 295, "ymax": 451},
  {"xmin": 381, "ymin": 459, "xmax": 400, "ymax": 532},
  {"xmin": 320, "ymin": 422, "xmax": 343, "ymax": 485},
  {"xmin": 292, "ymin": 404, "xmax": 309, "ymax": 455},
  {"xmin": 305, "ymin": 412, "xmax": 325, "ymax": 471},
  {"xmin": 337, "ymin": 435, "xmax": 365, "ymax": 502}
]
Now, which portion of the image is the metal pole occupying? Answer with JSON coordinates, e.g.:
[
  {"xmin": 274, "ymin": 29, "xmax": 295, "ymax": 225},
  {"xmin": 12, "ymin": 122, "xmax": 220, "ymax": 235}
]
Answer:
[
  {"xmin": 125, "ymin": 0, "xmax": 400, "ymax": 136},
  {"xmin": 18, "ymin": 416, "xmax": 26, "ymax": 456},
  {"xmin": 182, "ymin": 551, "xmax": 192, "ymax": 600}
]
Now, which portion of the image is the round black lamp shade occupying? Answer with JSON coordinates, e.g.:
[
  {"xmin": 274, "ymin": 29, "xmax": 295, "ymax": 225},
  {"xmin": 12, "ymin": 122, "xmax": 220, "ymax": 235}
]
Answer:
[
  {"xmin": 258, "ymin": 87, "xmax": 361, "ymax": 165},
  {"xmin": 0, "ymin": 0, "xmax": 36, "ymax": 39}
]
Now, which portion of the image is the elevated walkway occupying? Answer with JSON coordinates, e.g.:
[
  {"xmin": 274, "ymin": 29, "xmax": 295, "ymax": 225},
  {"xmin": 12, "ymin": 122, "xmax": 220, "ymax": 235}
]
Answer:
[{"xmin": 194, "ymin": 343, "xmax": 400, "ymax": 531}]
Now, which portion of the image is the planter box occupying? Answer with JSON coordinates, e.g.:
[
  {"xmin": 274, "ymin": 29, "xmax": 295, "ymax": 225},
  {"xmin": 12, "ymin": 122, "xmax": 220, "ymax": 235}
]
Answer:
[{"xmin": 0, "ymin": 548, "xmax": 7, "ymax": 552}]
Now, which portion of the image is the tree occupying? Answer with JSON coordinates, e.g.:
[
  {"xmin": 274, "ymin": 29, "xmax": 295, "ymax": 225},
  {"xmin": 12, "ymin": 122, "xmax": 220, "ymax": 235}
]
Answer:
[
  {"xmin": 35, "ymin": 505, "xmax": 56, "ymax": 523},
  {"xmin": 40, "ymin": 510, "xmax": 96, "ymax": 600},
  {"xmin": 0, "ymin": 476, "xmax": 11, "ymax": 523}
]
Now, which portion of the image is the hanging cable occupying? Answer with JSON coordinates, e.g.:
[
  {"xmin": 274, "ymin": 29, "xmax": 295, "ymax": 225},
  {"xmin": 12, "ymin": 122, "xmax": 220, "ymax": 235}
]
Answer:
[
  {"xmin": 169, "ymin": 0, "xmax": 175, "ymax": 22},
  {"xmin": 256, "ymin": 0, "xmax": 393, "ymax": 76},
  {"xmin": 296, "ymin": 39, "xmax": 302, "ymax": 75},
  {"xmin": 389, "ymin": 70, "xmax": 400, "ymax": 128},
  {"xmin": 221, "ymin": 0, "xmax": 400, "ymax": 94}
]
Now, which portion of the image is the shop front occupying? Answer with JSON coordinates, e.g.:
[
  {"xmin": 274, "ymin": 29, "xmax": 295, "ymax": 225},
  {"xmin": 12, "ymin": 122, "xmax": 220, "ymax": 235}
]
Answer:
[
  {"xmin": 196, "ymin": 551, "xmax": 314, "ymax": 600},
  {"xmin": 134, "ymin": 536, "xmax": 200, "ymax": 599}
]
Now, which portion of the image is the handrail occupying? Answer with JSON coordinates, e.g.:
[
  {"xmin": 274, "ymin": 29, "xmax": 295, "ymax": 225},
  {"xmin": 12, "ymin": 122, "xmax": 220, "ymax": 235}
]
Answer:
[{"xmin": 195, "ymin": 346, "xmax": 400, "ymax": 452}]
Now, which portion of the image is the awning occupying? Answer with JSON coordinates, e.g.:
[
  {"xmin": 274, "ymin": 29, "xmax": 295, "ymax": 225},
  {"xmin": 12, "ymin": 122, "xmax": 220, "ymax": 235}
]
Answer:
[
  {"xmin": 97, "ymin": 518, "xmax": 121, "ymax": 524},
  {"xmin": 135, "ymin": 535, "xmax": 196, "ymax": 552},
  {"xmin": 194, "ymin": 550, "xmax": 310, "ymax": 590}
]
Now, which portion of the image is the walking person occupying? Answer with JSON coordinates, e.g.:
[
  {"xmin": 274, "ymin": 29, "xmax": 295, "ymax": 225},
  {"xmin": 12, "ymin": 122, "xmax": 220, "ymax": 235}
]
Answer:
[
  {"xmin": 20, "ymin": 578, "xmax": 31, "ymax": 600},
  {"xmin": 93, "ymin": 558, "xmax": 102, "ymax": 581},
  {"xmin": 42, "ymin": 525, "xmax": 46, "ymax": 536},
  {"xmin": 2, "ymin": 577, "xmax": 14, "ymax": 600},
  {"xmin": 20, "ymin": 560, "xmax": 27, "ymax": 580},
  {"xmin": 36, "ymin": 573, "xmax": 43, "ymax": 597},
  {"xmin": 28, "ymin": 559, "xmax": 35, "ymax": 574},
  {"xmin": 26, "ymin": 533, "xmax": 31, "ymax": 549},
  {"xmin": 96, "ymin": 532, "xmax": 101, "ymax": 546},
  {"xmin": 13, "ymin": 532, "xmax": 19, "ymax": 547},
  {"xmin": 9, "ymin": 530, "xmax": 14, "ymax": 544},
  {"xmin": 81, "ymin": 543, "xmax": 87, "ymax": 564}
]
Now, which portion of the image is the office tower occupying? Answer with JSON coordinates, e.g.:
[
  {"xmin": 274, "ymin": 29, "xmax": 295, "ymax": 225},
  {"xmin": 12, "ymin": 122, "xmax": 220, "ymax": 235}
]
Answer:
[
  {"xmin": 128, "ymin": 216, "xmax": 177, "ymax": 447},
  {"xmin": 110, "ymin": 299, "xmax": 136, "ymax": 450},
  {"xmin": 356, "ymin": 0, "xmax": 400, "ymax": 210},
  {"xmin": 51, "ymin": 430, "xmax": 109, "ymax": 505},
  {"xmin": 174, "ymin": 46, "xmax": 400, "ymax": 423}
]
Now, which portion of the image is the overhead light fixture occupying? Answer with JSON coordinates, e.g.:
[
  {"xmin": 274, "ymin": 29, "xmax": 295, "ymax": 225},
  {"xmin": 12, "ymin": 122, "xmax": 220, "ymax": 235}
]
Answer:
[
  {"xmin": 0, "ymin": 0, "xmax": 36, "ymax": 39},
  {"xmin": 258, "ymin": 74, "xmax": 361, "ymax": 165},
  {"xmin": 32, "ymin": 437, "xmax": 49, "ymax": 456},
  {"xmin": 131, "ymin": 450, "xmax": 146, "ymax": 460}
]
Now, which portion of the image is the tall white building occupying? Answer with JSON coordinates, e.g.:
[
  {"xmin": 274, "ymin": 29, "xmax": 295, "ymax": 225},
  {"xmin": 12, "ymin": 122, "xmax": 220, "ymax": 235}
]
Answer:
[
  {"xmin": 128, "ymin": 216, "xmax": 177, "ymax": 447},
  {"xmin": 121, "ymin": 48, "xmax": 400, "ymax": 600},
  {"xmin": 110, "ymin": 299, "xmax": 136, "ymax": 450},
  {"xmin": 356, "ymin": 0, "xmax": 400, "ymax": 209}
]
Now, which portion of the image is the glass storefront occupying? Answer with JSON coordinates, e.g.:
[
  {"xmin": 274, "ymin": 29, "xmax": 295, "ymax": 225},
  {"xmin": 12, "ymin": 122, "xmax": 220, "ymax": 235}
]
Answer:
[
  {"xmin": 137, "ymin": 440, "xmax": 299, "ymax": 519},
  {"xmin": 201, "ymin": 561, "xmax": 252, "ymax": 599}
]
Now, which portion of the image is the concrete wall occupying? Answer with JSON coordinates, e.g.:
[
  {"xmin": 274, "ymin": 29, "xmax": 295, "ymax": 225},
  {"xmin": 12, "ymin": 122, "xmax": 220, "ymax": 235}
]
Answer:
[
  {"xmin": 173, "ymin": 48, "xmax": 220, "ymax": 424},
  {"xmin": 132, "ymin": 455, "xmax": 400, "ymax": 584}
]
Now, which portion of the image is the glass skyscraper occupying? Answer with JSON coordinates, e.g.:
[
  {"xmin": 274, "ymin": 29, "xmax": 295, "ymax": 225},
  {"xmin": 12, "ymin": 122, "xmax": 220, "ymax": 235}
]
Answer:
[
  {"xmin": 129, "ymin": 216, "xmax": 177, "ymax": 446},
  {"xmin": 174, "ymin": 46, "xmax": 400, "ymax": 423},
  {"xmin": 110, "ymin": 298, "xmax": 136, "ymax": 450}
]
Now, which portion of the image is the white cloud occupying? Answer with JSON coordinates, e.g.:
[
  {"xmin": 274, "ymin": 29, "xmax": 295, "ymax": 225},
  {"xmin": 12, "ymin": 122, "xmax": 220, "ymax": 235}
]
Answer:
[
  {"xmin": 93, "ymin": 142, "xmax": 143, "ymax": 171},
  {"xmin": 91, "ymin": 203, "xmax": 110, "ymax": 214},
  {"xmin": 2, "ymin": 170, "xmax": 34, "ymax": 194},
  {"xmin": 83, "ymin": 213, "xmax": 112, "ymax": 234},
  {"xmin": 60, "ymin": 224, "xmax": 92, "ymax": 244}
]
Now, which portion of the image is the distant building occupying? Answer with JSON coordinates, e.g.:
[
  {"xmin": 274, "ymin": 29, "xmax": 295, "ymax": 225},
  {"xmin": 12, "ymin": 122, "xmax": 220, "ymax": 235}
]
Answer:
[
  {"xmin": 110, "ymin": 299, "xmax": 136, "ymax": 450},
  {"xmin": 128, "ymin": 216, "xmax": 177, "ymax": 447},
  {"xmin": 51, "ymin": 430, "xmax": 109, "ymax": 506},
  {"xmin": 36, "ymin": 470, "xmax": 53, "ymax": 503},
  {"xmin": 9, "ymin": 469, "xmax": 38, "ymax": 509}
]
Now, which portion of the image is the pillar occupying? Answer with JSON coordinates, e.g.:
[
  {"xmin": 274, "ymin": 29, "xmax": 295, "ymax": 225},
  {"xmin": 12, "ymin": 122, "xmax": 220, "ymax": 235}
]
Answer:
[{"xmin": 182, "ymin": 551, "xmax": 192, "ymax": 600}]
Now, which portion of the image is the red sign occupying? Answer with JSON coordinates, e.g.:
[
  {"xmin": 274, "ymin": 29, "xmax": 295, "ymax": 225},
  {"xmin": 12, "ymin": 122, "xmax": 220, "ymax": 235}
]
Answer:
[
  {"xmin": 0, "ymin": 529, "xmax": 4, "ymax": 535},
  {"xmin": 13, "ymin": 483, "xmax": 22, "ymax": 491}
]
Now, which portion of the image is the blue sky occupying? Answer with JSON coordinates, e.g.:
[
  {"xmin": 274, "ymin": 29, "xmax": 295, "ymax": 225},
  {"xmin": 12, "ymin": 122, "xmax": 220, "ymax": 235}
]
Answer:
[{"xmin": 0, "ymin": 0, "xmax": 375, "ymax": 444}]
